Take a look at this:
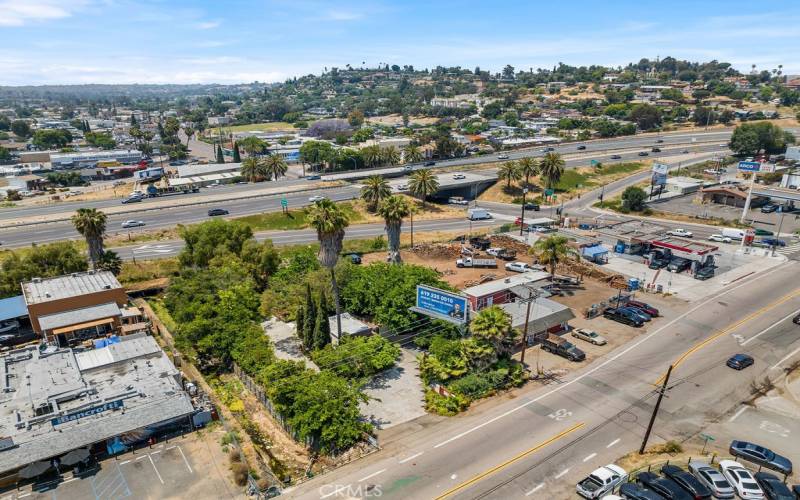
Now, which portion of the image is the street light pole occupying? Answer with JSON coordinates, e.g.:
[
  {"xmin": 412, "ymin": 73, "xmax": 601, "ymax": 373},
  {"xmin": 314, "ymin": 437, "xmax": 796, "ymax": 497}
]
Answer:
[{"xmin": 520, "ymin": 187, "xmax": 529, "ymax": 236}]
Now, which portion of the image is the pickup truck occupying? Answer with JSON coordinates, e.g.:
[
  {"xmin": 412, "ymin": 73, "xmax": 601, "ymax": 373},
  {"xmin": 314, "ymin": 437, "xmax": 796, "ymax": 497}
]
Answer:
[
  {"xmin": 469, "ymin": 237, "xmax": 491, "ymax": 250},
  {"xmin": 576, "ymin": 464, "xmax": 628, "ymax": 499},
  {"xmin": 540, "ymin": 334, "xmax": 585, "ymax": 361},
  {"xmin": 456, "ymin": 257, "xmax": 497, "ymax": 268},
  {"xmin": 486, "ymin": 247, "xmax": 517, "ymax": 260}
]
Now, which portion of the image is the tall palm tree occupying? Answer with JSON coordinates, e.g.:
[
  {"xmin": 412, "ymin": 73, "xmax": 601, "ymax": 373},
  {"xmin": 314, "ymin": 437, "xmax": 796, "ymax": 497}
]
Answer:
[
  {"xmin": 263, "ymin": 154, "xmax": 288, "ymax": 181},
  {"xmin": 183, "ymin": 126, "xmax": 194, "ymax": 146},
  {"xmin": 71, "ymin": 208, "xmax": 107, "ymax": 268},
  {"xmin": 408, "ymin": 168, "xmax": 439, "ymax": 208},
  {"xmin": 403, "ymin": 144, "xmax": 423, "ymax": 164},
  {"xmin": 240, "ymin": 157, "xmax": 265, "ymax": 182},
  {"xmin": 361, "ymin": 145, "xmax": 382, "ymax": 168},
  {"xmin": 517, "ymin": 157, "xmax": 539, "ymax": 187},
  {"xmin": 239, "ymin": 136, "xmax": 267, "ymax": 157},
  {"xmin": 529, "ymin": 235, "xmax": 577, "ymax": 279},
  {"xmin": 539, "ymin": 152, "xmax": 565, "ymax": 190},
  {"xmin": 381, "ymin": 146, "xmax": 401, "ymax": 166},
  {"xmin": 307, "ymin": 199, "xmax": 350, "ymax": 340},
  {"xmin": 498, "ymin": 161, "xmax": 522, "ymax": 188},
  {"xmin": 378, "ymin": 195, "xmax": 411, "ymax": 264},
  {"xmin": 360, "ymin": 175, "xmax": 391, "ymax": 212}
]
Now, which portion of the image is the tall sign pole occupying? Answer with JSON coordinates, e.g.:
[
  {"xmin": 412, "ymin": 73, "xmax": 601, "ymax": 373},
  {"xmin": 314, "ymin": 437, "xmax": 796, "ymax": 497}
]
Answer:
[{"xmin": 738, "ymin": 161, "xmax": 761, "ymax": 224}]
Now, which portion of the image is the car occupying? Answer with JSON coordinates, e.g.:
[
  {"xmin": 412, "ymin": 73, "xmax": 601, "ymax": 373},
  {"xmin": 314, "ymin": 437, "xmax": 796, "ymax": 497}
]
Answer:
[
  {"xmin": 497, "ymin": 154, "xmax": 510, "ymax": 159},
  {"xmin": 667, "ymin": 257, "xmax": 692, "ymax": 273},
  {"xmin": 576, "ymin": 464, "xmax": 628, "ymax": 499},
  {"xmin": 396, "ymin": 184, "xmax": 408, "ymax": 191},
  {"xmin": 793, "ymin": 313, "xmax": 800, "ymax": 325},
  {"xmin": 719, "ymin": 460, "xmax": 765, "ymax": 500},
  {"xmin": 656, "ymin": 139, "xmax": 664, "ymax": 143},
  {"xmin": 636, "ymin": 471, "xmax": 693, "ymax": 500},
  {"xmin": 306, "ymin": 174, "xmax": 322, "ymax": 180},
  {"xmin": 755, "ymin": 228, "xmax": 774, "ymax": 236},
  {"xmin": 660, "ymin": 464, "xmax": 712, "ymax": 500},
  {"xmin": 571, "ymin": 328, "xmax": 607, "ymax": 345},
  {"xmin": 727, "ymin": 354, "xmax": 755, "ymax": 370},
  {"xmin": 651, "ymin": 147, "xmax": 662, "ymax": 152},
  {"xmin": 694, "ymin": 266, "xmax": 715, "ymax": 280},
  {"xmin": 603, "ymin": 308, "xmax": 644, "ymax": 327},
  {"xmin": 308, "ymin": 195, "xmax": 326, "ymax": 202},
  {"xmin": 709, "ymin": 234, "xmax": 732, "ymax": 243},
  {"xmin": 453, "ymin": 173, "xmax": 466, "ymax": 180},
  {"xmin": 625, "ymin": 300, "xmax": 659, "ymax": 317},
  {"xmin": 121, "ymin": 220, "xmax": 145, "ymax": 228},
  {"xmin": 505, "ymin": 261, "xmax": 533, "ymax": 273},
  {"xmin": 529, "ymin": 225, "xmax": 556, "ymax": 233},
  {"xmin": 648, "ymin": 257, "xmax": 670, "ymax": 269},
  {"xmin": 348, "ymin": 254, "xmax": 362, "ymax": 265},
  {"xmin": 730, "ymin": 441, "xmax": 792, "ymax": 475},
  {"xmin": 682, "ymin": 149, "xmax": 690, "ymax": 154},
  {"xmin": 121, "ymin": 195, "xmax": 142, "ymax": 204},
  {"xmin": 620, "ymin": 306, "xmax": 651, "ymax": 322},
  {"xmin": 638, "ymin": 151, "xmax": 650, "ymax": 156},
  {"xmin": 207, "ymin": 208, "xmax": 229, "ymax": 216},
  {"xmin": 754, "ymin": 472, "xmax": 794, "ymax": 500},
  {"xmin": 0, "ymin": 320, "xmax": 20, "ymax": 335},
  {"xmin": 761, "ymin": 238, "xmax": 786, "ymax": 247},
  {"xmin": 619, "ymin": 483, "xmax": 664, "ymax": 500},
  {"xmin": 424, "ymin": 161, "xmax": 436, "ymax": 166},
  {"xmin": 761, "ymin": 204, "xmax": 779, "ymax": 213},
  {"xmin": 448, "ymin": 196, "xmax": 469, "ymax": 205},
  {"xmin": 523, "ymin": 202, "xmax": 540, "ymax": 211},
  {"xmin": 667, "ymin": 228, "xmax": 693, "ymax": 238},
  {"xmin": 688, "ymin": 461, "xmax": 735, "ymax": 499},
  {"xmin": 577, "ymin": 145, "xmax": 587, "ymax": 150},
  {"xmin": 610, "ymin": 154, "xmax": 622, "ymax": 159}
]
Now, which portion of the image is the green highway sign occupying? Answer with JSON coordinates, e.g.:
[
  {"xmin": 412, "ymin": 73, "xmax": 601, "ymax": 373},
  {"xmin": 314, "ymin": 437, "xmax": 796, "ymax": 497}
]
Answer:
[
  {"xmin": 590, "ymin": 159, "xmax": 599, "ymax": 166},
  {"xmin": 699, "ymin": 433, "xmax": 715, "ymax": 441},
  {"xmin": 545, "ymin": 188, "xmax": 554, "ymax": 196},
  {"xmin": 280, "ymin": 198, "xmax": 288, "ymax": 207}
]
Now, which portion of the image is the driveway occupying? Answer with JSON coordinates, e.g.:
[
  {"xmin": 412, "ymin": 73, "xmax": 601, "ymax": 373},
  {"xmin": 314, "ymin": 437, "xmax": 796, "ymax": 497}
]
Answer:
[{"xmin": 360, "ymin": 349, "xmax": 426, "ymax": 431}]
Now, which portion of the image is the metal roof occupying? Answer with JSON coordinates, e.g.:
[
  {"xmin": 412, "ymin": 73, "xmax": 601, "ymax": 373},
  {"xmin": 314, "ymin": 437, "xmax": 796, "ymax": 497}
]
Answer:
[
  {"xmin": 0, "ymin": 296, "xmax": 27, "ymax": 322},
  {"xmin": 38, "ymin": 302, "xmax": 121, "ymax": 331},
  {"xmin": 500, "ymin": 297, "xmax": 575, "ymax": 332},
  {"xmin": 22, "ymin": 271, "xmax": 122, "ymax": 305},
  {"xmin": 463, "ymin": 271, "xmax": 551, "ymax": 298}
]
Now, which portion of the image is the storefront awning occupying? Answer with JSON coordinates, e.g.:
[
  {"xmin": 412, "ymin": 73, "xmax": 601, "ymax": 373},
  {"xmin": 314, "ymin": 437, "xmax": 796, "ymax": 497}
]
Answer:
[
  {"xmin": 52, "ymin": 317, "xmax": 115, "ymax": 335},
  {"xmin": 39, "ymin": 302, "xmax": 121, "ymax": 331}
]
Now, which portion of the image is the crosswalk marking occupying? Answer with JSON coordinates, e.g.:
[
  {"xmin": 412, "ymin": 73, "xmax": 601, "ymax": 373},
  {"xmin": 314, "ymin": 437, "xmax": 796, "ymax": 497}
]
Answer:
[{"xmin": 774, "ymin": 241, "xmax": 800, "ymax": 258}]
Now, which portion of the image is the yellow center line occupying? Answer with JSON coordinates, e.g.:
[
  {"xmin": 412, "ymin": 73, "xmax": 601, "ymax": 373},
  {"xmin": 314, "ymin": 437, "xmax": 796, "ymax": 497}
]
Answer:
[
  {"xmin": 654, "ymin": 288, "xmax": 800, "ymax": 385},
  {"xmin": 434, "ymin": 422, "xmax": 585, "ymax": 500}
]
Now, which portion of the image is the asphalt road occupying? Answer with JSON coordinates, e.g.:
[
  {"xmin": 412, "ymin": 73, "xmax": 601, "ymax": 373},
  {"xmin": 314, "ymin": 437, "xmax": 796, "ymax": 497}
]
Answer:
[{"xmin": 284, "ymin": 259, "xmax": 800, "ymax": 499}]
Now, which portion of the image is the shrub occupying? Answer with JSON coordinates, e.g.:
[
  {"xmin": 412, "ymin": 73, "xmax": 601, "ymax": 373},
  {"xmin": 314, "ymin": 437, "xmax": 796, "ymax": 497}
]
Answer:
[
  {"xmin": 424, "ymin": 389, "xmax": 470, "ymax": 416},
  {"xmin": 231, "ymin": 462, "xmax": 249, "ymax": 486}
]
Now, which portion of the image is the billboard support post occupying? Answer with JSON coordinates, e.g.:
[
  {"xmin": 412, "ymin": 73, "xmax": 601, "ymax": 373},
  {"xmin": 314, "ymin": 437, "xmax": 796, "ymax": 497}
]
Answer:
[{"xmin": 740, "ymin": 172, "xmax": 756, "ymax": 224}]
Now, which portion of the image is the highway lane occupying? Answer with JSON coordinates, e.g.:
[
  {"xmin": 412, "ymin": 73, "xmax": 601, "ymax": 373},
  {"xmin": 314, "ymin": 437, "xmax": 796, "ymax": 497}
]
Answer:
[{"xmin": 283, "ymin": 260, "xmax": 800, "ymax": 499}]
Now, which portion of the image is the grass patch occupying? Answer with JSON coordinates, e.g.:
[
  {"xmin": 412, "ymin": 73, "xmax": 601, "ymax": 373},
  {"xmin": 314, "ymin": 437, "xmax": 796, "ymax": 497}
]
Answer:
[
  {"xmin": 232, "ymin": 202, "xmax": 366, "ymax": 231},
  {"xmin": 208, "ymin": 122, "xmax": 297, "ymax": 134},
  {"xmin": 554, "ymin": 169, "xmax": 591, "ymax": 191},
  {"xmin": 147, "ymin": 297, "xmax": 178, "ymax": 332},
  {"xmin": 118, "ymin": 258, "xmax": 180, "ymax": 285}
]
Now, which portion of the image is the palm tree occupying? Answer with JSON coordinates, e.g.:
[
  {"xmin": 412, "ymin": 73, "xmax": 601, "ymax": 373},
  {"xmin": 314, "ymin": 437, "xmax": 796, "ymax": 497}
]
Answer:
[
  {"xmin": 529, "ymin": 235, "xmax": 577, "ymax": 279},
  {"xmin": 378, "ymin": 195, "xmax": 411, "ymax": 264},
  {"xmin": 381, "ymin": 146, "xmax": 401, "ymax": 166},
  {"xmin": 307, "ymin": 199, "xmax": 350, "ymax": 340},
  {"xmin": 360, "ymin": 175, "xmax": 391, "ymax": 212},
  {"xmin": 263, "ymin": 154, "xmax": 288, "ymax": 181},
  {"xmin": 517, "ymin": 157, "xmax": 539, "ymax": 187},
  {"xmin": 539, "ymin": 152, "xmax": 565, "ymax": 190},
  {"xmin": 498, "ymin": 161, "xmax": 522, "ymax": 188},
  {"xmin": 97, "ymin": 250, "xmax": 122, "ymax": 275},
  {"xmin": 403, "ymin": 144, "xmax": 423, "ymax": 164},
  {"xmin": 240, "ymin": 157, "xmax": 265, "ymax": 182},
  {"xmin": 361, "ymin": 145, "xmax": 382, "ymax": 167},
  {"xmin": 239, "ymin": 136, "xmax": 267, "ymax": 157},
  {"xmin": 470, "ymin": 305, "xmax": 517, "ymax": 357},
  {"xmin": 408, "ymin": 168, "xmax": 439, "ymax": 208},
  {"xmin": 71, "ymin": 208, "xmax": 107, "ymax": 268},
  {"xmin": 183, "ymin": 126, "xmax": 194, "ymax": 146}
]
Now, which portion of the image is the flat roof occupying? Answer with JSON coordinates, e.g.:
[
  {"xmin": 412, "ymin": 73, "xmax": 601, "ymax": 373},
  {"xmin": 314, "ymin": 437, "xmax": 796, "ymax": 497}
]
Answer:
[
  {"xmin": 0, "ymin": 335, "xmax": 193, "ymax": 474},
  {"xmin": 22, "ymin": 271, "xmax": 122, "ymax": 305},
  {"xmin": 38, "ymin": 302, "xmax": 121, "ymax": 331},
  {"xmin": 0, "ymin": 296, "xmax": 27, "ymax": 322},
  {"xmin": 499, "ymin": 297, "xmax": 575, "ymax": 332},
  {"xmin": 175, "ymin": 162, "xmax": 242, "ymax": 178},
  {"xmin": 463, "ymin": 271, "xmax": 551, "ymax": 298},
  {"xmin": 649, "ymin": 236, "xmax": 718, "ymax": 255}
]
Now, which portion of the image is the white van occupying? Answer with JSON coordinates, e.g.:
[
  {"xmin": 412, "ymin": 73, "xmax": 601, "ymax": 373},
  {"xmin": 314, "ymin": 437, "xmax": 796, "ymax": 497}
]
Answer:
[
  {"xmin": 468, "ymin": 208, "xmax": 492, "ymax": 220},
  {"xmin": 721, "ymin": 228, "xmax": 745, "ymax": 240}
]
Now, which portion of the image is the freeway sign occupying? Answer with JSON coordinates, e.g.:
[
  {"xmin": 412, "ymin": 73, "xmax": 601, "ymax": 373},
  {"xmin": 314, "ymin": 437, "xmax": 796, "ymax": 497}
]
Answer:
[
  {"xmin": 280, "ymin": 198, "xmax": 288, "ymax": 207},
  {"xmin": 590, "ymin": 159, "xmax": 599, "ymax": 166},
  {"xmin": 544, "ymin": 188, "xmax": 554, "ymax": 196},
  {"xmin": 699, "ymin": 432, "xmax": 715, "ymax": 441}
]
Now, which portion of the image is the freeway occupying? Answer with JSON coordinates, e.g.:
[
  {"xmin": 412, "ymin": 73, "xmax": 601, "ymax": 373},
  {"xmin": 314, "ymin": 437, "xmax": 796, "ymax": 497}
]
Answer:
[{"xmin": 285, "ymin": 259, "xmax": 800, "ymax": 500}]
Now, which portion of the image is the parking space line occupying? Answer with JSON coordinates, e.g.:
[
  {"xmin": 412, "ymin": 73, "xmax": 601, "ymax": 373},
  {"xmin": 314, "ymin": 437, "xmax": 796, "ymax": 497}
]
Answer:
[
  {"xmin": 148, "ymin": 454, "xmax": 165, "ymax": 484},
  {"xmin": 606, "ymin": 438, "xmax": 620, "ymax": 448},
  {"xmin": 729, "ymin": 406, "xmax": 748, "ymax": 422},
  {"xmin": 525, "ymin": 483, "xmax": 545, "ymax": 496},
  {"xmin": 151, "ymin": 450, "xmax": 161, "ymax": 455},
  {"xmin": 17, "ymin": 494, "xmax": 30, "ymax": 499},
  {"xmin": 583, "ymin": 453, "xmax": 597, "ymax": 462},
  {"xmin": 119, "ymin": 460, "xmax": 131, "ymax": 465},
  {"xmin": 177, "ymin": 445, "xmax": 193, "ymax": 474},
  {"xmin": 771, "ymin": 345, "xmax": 800, "ymax": 370},
  {"xmin": 166, "ymin": 445, "xmax": 176, "ymax": 451},
  {"xmin": 135, "ymin": 455, "xmax": 147, "ymax": 461},
  {"xmin": 554, "ymin": 468, "xmax": 570, "ymax": 479},
  {"xmin": 62, "ymin": 477, "xmax": 77, "ymax": 484},
  {"xmin": 398, "ymin": 452, "xmax": 423, "ymax": 464}
]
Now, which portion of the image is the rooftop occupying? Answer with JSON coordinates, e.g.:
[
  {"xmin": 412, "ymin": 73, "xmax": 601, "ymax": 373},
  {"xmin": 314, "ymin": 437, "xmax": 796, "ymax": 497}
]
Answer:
[
  {"xmin": 22, "ymin": 271, "xmax": 122, "ymax": 305},
  {"xmin": 499, "ymin": 297, "xmax": 575, "ymax": 332},
  {"xmin": 463, "ymin": 271, "xmax": 551, "ymax": 298}
]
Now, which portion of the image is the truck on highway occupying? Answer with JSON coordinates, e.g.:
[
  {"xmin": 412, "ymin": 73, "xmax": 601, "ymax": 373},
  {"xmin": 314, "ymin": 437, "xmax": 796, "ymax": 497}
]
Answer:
[
  {"xmin": 576, "ymin": 464, "xmax": 628, "ymax": 499},
  {"xmin": 468, "ymin": 208, "xmax": 492, "ymax": 220},
  {"xmin": 721, "ymin": 227, "xmax": 746, "ymax": 240},
  {"xmin": 540, "ymin": 334, "xmax": 585, "ymax": 361},
  {"xmin": 145, "ymin": 184, "xmax": 200, "ymax": 197},
  {"xmin": 456, "ymin": 257, "xmax": 497, "ymax": 268}
]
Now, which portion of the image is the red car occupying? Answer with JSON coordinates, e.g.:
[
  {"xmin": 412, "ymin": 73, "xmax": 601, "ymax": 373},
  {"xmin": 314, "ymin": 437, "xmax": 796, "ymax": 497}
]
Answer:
[{"xmin": 625, "ymin": 300, "xmax": 659, "ymax": 317}]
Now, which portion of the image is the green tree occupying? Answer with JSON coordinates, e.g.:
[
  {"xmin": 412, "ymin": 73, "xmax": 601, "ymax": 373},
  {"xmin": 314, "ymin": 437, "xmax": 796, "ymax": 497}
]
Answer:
[
  {"xmin": 530, "ymin": 235, "xmax": 577, "ymax": 279},
  {"xmin": 179, "ymin": 218, "xmax": 254, "ymax": 267},
  {"xmin": 381, "ymin": 146, "xmax": 401, "ymax": 166},
  {"xmin": 263, "ymin": 154, "xmax": 288, "ymax": 181},
  {"xmin": 361, "ymin": 145, "xmax": 382, "ymax": 167},
  {"xmin": 360, "ymin": 175, "xmax": 392, "ymax": 212},
  {"xmin": 498, "ymin": 161, "xmax": 522, "ymax": 188},
  {"xmin": 11, "ymin": 120, "xmax": 31, "ymax": 139},
  {"xmin": 84, "ymin": 131, "xmax": 116, "ymax": 149},
  {"xmin": 621, "ymin": 186, "xmax": 647, "ymax": 211},
  {"xmin": 232, "ymin": 142, "xmax": 242, "ymax": 163},
  {"xmin": 629, "ymin": 104, "xmax": 662, "ymax": 130},
  {"xmin": 517, "ymin": 157, "xmax": 539, "ymax": 187},
  {"xmin": 693, "ymin": 106, "xmax": 717, "ymax": 126},
  {"xmin": 183, "ymin": 126, "xmax": 194, "ymax": 146},
  {"xmin": 408, "ymin": 168, "xmax": 439, "ymax": 207},
  {"xmin": 307, "ymin": 199, "xmax": 350, "ymax": 340},
  {"xmin": 313, "ymin": 291, "xmax": 332, "ymax": 349},
  {"xmin": 216, "ymin": 144, "xmax": 225, "ymax": 163},
  {"xmin": 539, "ymin": 152, "xmax": 566, "ymax": 190},
  {"xmin": 347, "ymin": 109, "xmax": 365, "ymax": 127},
  {"xmin": 0, "ymin": 147, "xmax": 10, "ymax": 161},
  {"xmin": 302, "ymin": 283, "xmax": 316, "ymax": 350},
  {"xmin": 729, "ymin": 122, "xmax": 794, "ymax": 155},
  {"xmin": 378, "ymin": 195, "xmax": 411, "ymax": 264},
  {"xmin": 32, "ymin": 129, "xmax": 72, "ymax": 149},
  {"xmin": 239, "ymin": 136, "xmax": 267, "ymax": 157},
  {"xmin": 0, "ymin": 242, "xmax": 88, "ymax": 299},
  {"xmin": 239, "ymin": 239, "xmax": 280, "ymax": 290},
  {"xmin": 469, "ymin": 306, "xmax": 517, "ymax": 357},
  {"xmin": 96, "ymin": 250, "xmax": 122, "ymax": 275},
  {"xmin": 299, "ymin": 140, "xmax": 334, "ymax": 171},
  {"xmin": 71, "ymin": 208, "xmax": 107, "ymax": 268},
  {"xmin": 403, "ymin": 144, "xmax": 423, "ymax": 163},
  {"xmin": 240, "ymin": 157, "xmax": 266, "ymax": 182}
]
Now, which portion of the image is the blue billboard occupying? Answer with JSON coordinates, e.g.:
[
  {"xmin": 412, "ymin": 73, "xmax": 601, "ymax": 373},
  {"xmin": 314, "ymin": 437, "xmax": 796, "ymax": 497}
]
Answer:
[
  {"xmin": 737, "ymin": 161, "xmax": 761, "ymax": 172},
  {"xmin": 415, "ymin": 285, "xmax": 468, "ymax": 323}
]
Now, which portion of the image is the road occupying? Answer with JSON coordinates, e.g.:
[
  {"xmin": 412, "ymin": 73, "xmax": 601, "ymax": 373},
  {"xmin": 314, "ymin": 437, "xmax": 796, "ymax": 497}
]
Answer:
[{"xmin": 284, "ymin": 259, "xmax": 800, "ymax": 499}]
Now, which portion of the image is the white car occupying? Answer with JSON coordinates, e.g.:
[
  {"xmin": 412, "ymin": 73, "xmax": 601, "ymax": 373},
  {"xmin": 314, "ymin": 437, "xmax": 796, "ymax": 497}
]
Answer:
[
  {"xmin": 396, "ymin": 184, "xmax": 408, "ymax": 192},
  {"xmin": 121, "ymin": 220, "xmax": 145, "ymax": 228},
  {"xmin": 709, "ymin": 234, "xmax": 732, "ymax": 243},
  {"xmin": 497, "ymin": 154, "xmax": 509, "ymax": 160},
  {"xmin": 505, "ymin": 262, "xmax": 532, "ymax": 273},
  {"xmin": 453, "ymin": 173, "xmax": 466, "ymax": 180},
  {"xmin": 667, "ymin": 228, "xmax": 693, "ymax": 238},
  {"xmin": 308, "ymin": 195, "xmax": 326, "ymax": 202},
  {"xmin": 571, "ymin": 328, "xmax": 607, "ymax": 346},
  {"xmin": 719, "ymin": 460, "xmax": 764, "ymax": 500}
]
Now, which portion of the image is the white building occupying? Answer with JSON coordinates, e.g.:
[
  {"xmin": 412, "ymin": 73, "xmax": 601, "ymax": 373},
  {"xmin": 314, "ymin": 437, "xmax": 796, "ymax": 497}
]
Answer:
[{"xmin": 50, "ymin": 149, "xmax": 143, "ymax": 169}]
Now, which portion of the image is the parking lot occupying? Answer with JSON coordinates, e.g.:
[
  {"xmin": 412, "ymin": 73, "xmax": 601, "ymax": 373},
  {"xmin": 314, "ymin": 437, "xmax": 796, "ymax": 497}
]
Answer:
[{"xmin": 1, "ymin": 430, "xmax": 243, "ymax": 500}]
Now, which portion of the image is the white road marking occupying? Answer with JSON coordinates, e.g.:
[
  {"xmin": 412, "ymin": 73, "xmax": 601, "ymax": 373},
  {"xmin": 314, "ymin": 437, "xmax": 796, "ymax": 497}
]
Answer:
[
  {"xmin": 525, "ymin": 483, "xmax": 545, "ymax": 496},
  {"xmin": 148, "ymin": 454, "xmax": 165, "ymax": 484},
  {"xmin": 583, "ymin": 453, "xmax": 597, "ymax": 462},
  {"xmin": 62, "ymin": 477, "xmax": 77, "ymax": 484},
  {"xmin": 432, "ymin": 265, "xmax": 786, "ymax": 449},
  {"xmin": 771, "ymin": 345, "xmax": 800, "ymax": 370},
  {"xmin": 320, "ymin": 485, "xmax": 347, "ymax": 499},
  {"xmin": 136, "ymin": 455, "xmax": 148, "ymax": 461},
  {"xmin": 119, "ymin": 460, "xmax": 131, "ymax": 466},
  {"xmin": 17, "ymin": 494, "xmax": 30, "ymax": 499},
  {"xmin": 166, "ymin": 445, "xmax": 176, "ymax": 451},
  {"xmin": 151, "ymin": 450, "xmax": 161, "ymax": 455},
  {"xmin": 177, "ymin": 445, "xmax": 193, "ymax": 474},
  {"xmin": 607, "ymin": 438, "xmax": 621, "ymax": 448},
  {"xmin": 450, "ymin": 474, "xmax": 458, "ymax": 480},
  {"xmin": 398, "ymin": 452, "xmax": 423, "ymax": 464},
  {"xmin": 358, "ymin": 468, "xmax": 386, "ymax": 482},
  {"xmin": 741, "ymin": 309, "xmax": 800, "ymax": 346},
  {"xmin": 554, "ymin": 468, "xmax": 570, "ymax": 479},
  {"xmin": 729, "ymin": 406, "xmax": 748, "ymax": 422}
]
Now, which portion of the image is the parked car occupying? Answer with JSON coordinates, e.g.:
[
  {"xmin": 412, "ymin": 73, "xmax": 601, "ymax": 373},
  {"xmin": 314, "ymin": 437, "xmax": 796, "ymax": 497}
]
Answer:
[
  {"xmin": 306, "ymin": 174, "xmax": 322, "ymax": 180},
  {"xmin": 0, "ymin": 320, "xmax": 20, "ymax": 335},
  {"xmin": 688, "ymin": 461, "xmax": 735, "ymax": 499},
  {"xmin": 620, "ymin": 306, "xmax": 651, "ymax": 322},
  {"xmin": 610, "ymin": 154, "xmax": 622, "ymax": 159},
  {"xmin": 619, "ymin": 483, "xmax": 664, "ymax": 500},
  {"xmin": 730, "ymin": 441, "xmax": 793, "ymax": 475},
  {"xmin": 667, "ymin": 257, "xmax": 692, "ymax": 273},
  {"xmin": 523, "ymin": 202, "xmax": 540, "ymax": 211},
  {"xmin": 541, "ymin": 334, "xmax": 585, "ymax": 361},
  {"xmin": 571, "ymin": 328, "xmax": 607, "ymax": 345},
  {"xmin": 660, "ymin": 464, "xmax": 712, "ymax": 500},
  {"xmin": 754, "ymin": 472, "xmax": 794, "ymax": 500},
  {"xmin": 755, "ymin": 228, "xmax": 774, "ymax": 236},
  {"xmin": 694, "ymin": 266, "xmax": 715, "ymax": 280},
  {"xmin": 424, "ymin": 161, "xmax": 436, "ymax": 166},
  {"xmin": 638, "ymin": 151, "xmax": 650, "ymax": 156},
  {"xmin": 625, "ymin": 300, "xmax": 659, "ymax": 317},
  {"xmin": 648, "ymin": 256, "xmax": 670, "ymax": 269},
  {"xmin": 577, "ymin": 145, "xmax": 587, "ymax": 150},
  {"xmin": 636, "ymin": 471, "xmax": 693, "ymax": 500},
  {"xmin": 121, "ymin": 220, "xmax": 145, "ymax": 228},
  {"xmin": 709, "ymin": 234, "xmax": 732, "ymax": 243},
  {"xmin": 207, "ymin": 208, "xmax": 229, "ymax": 216},
  {"xmin": 576, "ymin": 464, "xmax": 628, "ymax": 498},
  {"xmin": 529, "ymin": 225, "xmax": 556, "ymax": 233},
  {"xmin": 505, "ymin": 261, "xmax": 533, "ymax": 273},
  {"xmin": 727, "ymin": 354, "xmax": 755, "ymax": 370},
  {"xmin": 761, "ymin": 238, "xmax": 786, "ymax": 247},
  {"xmin": 603, "ymin": 308, "xmax": 644, "ymax": 327},
  {"xmin": 497, "ymin": 154, "xmax": 510, "ymax": 160},
  {"xmin": 308, "ymin": 195, "xmax": 326, "ymax": 202},
  {"xmin": 486, "ymin": 247, "xmax": 517, "ymax": 260},
  {"xmin": 719, "ymin": 460, "xmax": 765, "ymax": 500},
  {"xmin": 667, "ymin": 228, "xmax": 693, "ymax": 238},
  {"xmin": 761, "ymin": 204, "xmax": 779, "ymax": 213}
]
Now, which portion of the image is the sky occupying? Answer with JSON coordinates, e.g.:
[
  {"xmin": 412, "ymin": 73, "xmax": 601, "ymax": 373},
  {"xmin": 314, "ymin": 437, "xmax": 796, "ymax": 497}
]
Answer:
[{"xmin": 0, "ymin": 0, "xmax": 798, "ymax": 86}]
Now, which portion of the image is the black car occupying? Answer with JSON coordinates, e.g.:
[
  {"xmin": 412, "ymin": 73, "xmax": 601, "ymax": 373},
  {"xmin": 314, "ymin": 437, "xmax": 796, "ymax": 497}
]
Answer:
[
  {"xmin": 523, "ymin": 202, "xmax": 540, "ymax": 211},
  {"xmin": 619, "ymin": 482, "xmax": 664, "ymax": 500},
  {"xmin": 424, "ymin": 161, "xmax": 436, "ymax": 166},
  {"xmin": 667, "ymin": 256, "xmax": 692, "ymax": 273},
  {"xmin": 648, "ymin": 257, "xmax": 669, "ymax": 269},
  {"xmin": 604, "ymin": 308, "xmax": 644, "ymax": 327},
  {"xmin": 207, "ymin": 208, "xmax": 229, "ymax": 216},
  {"xmin": 730, "ymin": 441, "xmax": 793, "ymax": 475},
  {"xmin": 656, "ymin": 139, "xmax": 664, "ymax": 143},
  {"xmin": 610, "ymin": 154, "xmax": 622, "ymax": 159},
  {"xmin": 727, "ymin": 354, "xmax": 755, "ymax": 371},
  {"xmin": 652, "ymin": 147, "xmax": 662, "ymax": 152},
  {"xmin": 638, "ymin": 151, "xmax": 650, "ymax": 156},
  {"xmin": 661, "ymin": 464, "xmax": 712, "ymax": 499},
  {"xmin": 761, "ymin": 204, "xmax": 779, "ymax": 213},
  {"xmin": 793, "ymin": 313, "xmax": 800, "ymax": 325},
  {"xmin": 637, "ymin": 472, "xmax": 693, "ymax": 500},
  {"xmin": 577, "ymin": 145, "xmax": 587, "ymax": 150},
  {"xmin": 694, "ymin": 266, "xmax": 715, "ymax": 280},
  {"xmin": 755, "ymin": 472, "xmax": 794, "ymax": 500}
]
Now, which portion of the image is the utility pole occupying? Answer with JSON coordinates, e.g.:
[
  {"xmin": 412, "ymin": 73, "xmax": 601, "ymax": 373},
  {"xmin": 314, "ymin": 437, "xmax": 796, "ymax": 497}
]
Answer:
[
  {"xmin": 639, "ymin": 364, "xmax": 673, "ymax": 454},
  {"xmin": 520, "ymin": 187, "xmax": 528, "ymax": 236},
  {"xmin": 519, "ymin": 287, "xmax": 539, "ymax": 367}
]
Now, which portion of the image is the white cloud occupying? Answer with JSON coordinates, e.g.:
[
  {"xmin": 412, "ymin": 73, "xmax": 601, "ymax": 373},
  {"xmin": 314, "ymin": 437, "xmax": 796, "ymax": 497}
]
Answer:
[
  {"xmin": 196, "ymin": 21, "xmax": 220, "ymax": 29},
  {"xmin": 325, "ymin": 9, "xmax": 362, "ymax": 21},
  {"xmin": 0, "ymin": 0, "xmax": 87, "ymax": 26}
]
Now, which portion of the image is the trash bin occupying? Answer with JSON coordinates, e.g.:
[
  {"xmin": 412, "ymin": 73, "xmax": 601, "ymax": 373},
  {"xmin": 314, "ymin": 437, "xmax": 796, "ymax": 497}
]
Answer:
[{"xmin": 628, "ymin": 278, "xmax": 640, "ymax": 291}]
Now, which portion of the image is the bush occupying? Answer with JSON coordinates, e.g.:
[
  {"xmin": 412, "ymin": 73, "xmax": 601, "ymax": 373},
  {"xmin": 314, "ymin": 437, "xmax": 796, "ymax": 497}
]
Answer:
[
  {"xmin": 313, "ymin": 335, "xmax": 401, "ymax": 380},
  {"xmin": 424, "ymin": 389, "xmax": 470, "ymax": 416},
  {"xmin": 231, "ymin": 462, "xmax": 249, "ymax": 486}
]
